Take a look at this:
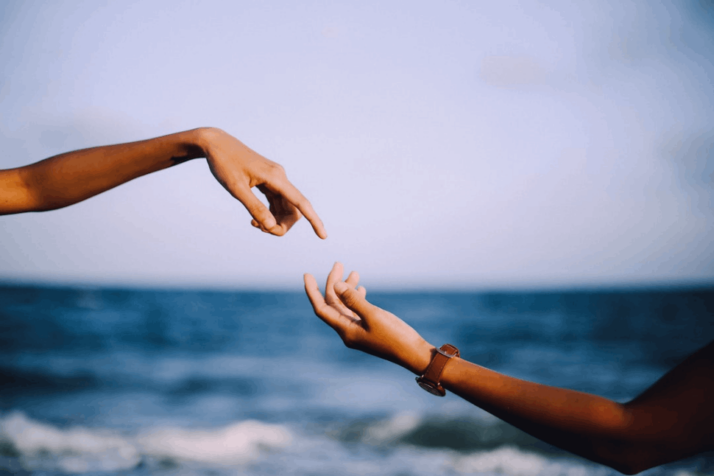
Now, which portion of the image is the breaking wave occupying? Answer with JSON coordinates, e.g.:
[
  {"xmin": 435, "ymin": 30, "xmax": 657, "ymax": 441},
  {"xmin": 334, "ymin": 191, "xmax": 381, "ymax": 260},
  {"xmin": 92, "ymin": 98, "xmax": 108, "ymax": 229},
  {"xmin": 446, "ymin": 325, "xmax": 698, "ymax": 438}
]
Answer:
[
  {"xmin": 339, "ymin": 411, "xmax": 569, "ymax": 456},
  {"xmin": 0, "ymin": 412, "xmax": 291, "ymax": 473},
  {"xmin": 1, "ymin": 411, "xmax": 705, "ymax": 476}
]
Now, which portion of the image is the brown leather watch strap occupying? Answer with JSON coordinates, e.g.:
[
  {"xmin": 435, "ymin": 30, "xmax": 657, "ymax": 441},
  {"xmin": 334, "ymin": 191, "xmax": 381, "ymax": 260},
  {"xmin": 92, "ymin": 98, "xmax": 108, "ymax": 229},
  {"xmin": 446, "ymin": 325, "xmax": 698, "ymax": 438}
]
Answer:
[{"xmin": 417, "ymin": 344, "xmax": 459, "ymax": 396}]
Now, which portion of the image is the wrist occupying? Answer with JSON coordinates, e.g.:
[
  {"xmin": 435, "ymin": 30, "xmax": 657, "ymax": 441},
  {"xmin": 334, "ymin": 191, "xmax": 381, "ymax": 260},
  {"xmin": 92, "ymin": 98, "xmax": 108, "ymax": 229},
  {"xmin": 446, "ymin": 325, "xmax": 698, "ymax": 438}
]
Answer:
[
  {"xmin": 406, "ymin": 340, "xmax": 437, "ymax": 376},
  {"xmin": 189, "ymin": 127, "xmax": 224, "ymax": 158}
]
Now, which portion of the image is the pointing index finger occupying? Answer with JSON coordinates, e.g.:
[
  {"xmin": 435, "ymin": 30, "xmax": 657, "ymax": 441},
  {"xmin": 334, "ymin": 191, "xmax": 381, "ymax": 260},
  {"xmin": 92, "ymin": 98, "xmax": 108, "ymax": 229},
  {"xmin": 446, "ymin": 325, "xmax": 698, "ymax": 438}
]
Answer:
[{"xmin": 269, "ymin": 179, "xmax": 327, "ymax": 239}]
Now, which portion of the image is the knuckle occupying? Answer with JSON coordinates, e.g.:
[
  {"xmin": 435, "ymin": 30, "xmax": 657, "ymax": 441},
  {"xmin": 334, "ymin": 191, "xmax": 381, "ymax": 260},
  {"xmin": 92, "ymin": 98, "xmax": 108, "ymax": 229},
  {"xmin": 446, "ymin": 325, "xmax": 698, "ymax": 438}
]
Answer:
[
  {"xmin": 295, "ymin": 197, "xmax": 309, "ymax": 210},
  {"xmin": 341, "ymin": 292, "xmax": 356, "ymax": 307},
  {"xmin": 266, "ymin": 162, "xmax": 286, "ymax": 177},
  {"xmin": 253, "ymin": 206, "xmax": 270, "ymax": 220}
]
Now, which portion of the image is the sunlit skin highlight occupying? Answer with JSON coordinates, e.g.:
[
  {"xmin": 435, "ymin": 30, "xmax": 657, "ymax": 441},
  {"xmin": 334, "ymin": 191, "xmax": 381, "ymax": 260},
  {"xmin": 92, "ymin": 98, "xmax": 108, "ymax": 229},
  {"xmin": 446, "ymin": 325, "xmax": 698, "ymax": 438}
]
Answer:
[
  {"xmin": 0, "ymin": 127, "xmax": 327, "ymax": 239},
  {"xmin": 305, "ymin": 262, "xmax": 714, "ymax": 475}
]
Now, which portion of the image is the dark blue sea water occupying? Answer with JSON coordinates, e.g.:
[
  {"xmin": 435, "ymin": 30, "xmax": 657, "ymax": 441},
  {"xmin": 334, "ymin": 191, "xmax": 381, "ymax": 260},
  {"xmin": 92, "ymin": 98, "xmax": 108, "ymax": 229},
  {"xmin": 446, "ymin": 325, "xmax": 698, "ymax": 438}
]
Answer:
[{"xmin": 0, "ymin": 285, "xmax": 713, "ymax": 476}]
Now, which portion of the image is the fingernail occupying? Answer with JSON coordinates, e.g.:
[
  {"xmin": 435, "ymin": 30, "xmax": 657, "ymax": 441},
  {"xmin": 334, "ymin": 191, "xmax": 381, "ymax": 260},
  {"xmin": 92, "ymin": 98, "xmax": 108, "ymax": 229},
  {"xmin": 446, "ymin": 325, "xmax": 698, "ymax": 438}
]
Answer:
[
  {"xmin": 334, "ymin": 282, "xmax": 348, "ymax": 293},
  {"xmin": 264, "ymin": 216, "xmax": 277, "ymax": 229}
]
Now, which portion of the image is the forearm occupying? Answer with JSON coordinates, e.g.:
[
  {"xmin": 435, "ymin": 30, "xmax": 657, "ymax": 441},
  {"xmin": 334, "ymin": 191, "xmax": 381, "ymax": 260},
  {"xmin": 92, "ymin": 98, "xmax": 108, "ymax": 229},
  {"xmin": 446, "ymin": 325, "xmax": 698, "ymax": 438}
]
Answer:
[
  {"xmin": 440, "ymin": 358, "xmax": 638, "ymax": 472},
  {"xmin": 313, "ymin": 271, "xmax": 713, "ymax": 474},
  {"xmin": 0, "ymin": 128, "xmax": 211, "ymax": 214}
]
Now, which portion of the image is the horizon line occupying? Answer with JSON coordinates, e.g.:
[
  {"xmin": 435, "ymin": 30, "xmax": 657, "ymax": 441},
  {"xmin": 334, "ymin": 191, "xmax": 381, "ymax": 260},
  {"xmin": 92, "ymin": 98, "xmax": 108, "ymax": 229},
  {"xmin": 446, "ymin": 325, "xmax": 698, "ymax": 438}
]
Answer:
[{"xmin": 1, "ymin": 277, "xmax": 713, "ymax": 294}]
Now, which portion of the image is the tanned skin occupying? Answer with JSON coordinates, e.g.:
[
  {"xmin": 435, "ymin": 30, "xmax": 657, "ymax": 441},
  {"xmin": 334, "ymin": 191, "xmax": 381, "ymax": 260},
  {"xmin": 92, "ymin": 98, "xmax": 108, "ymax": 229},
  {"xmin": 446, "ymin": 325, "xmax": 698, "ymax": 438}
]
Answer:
[
  {"xmin": 0, "ymin": 127, "xmax": 327, "ymax": 239},
  {"xmin": 305, "ymin": 262, "xmax": 714, "ymax": 475}
]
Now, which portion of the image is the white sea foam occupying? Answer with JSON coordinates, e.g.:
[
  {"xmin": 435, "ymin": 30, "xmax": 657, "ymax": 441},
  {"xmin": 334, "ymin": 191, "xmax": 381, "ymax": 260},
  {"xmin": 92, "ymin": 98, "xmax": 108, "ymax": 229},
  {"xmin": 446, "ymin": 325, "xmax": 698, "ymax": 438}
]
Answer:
[
  {"xmin": 453, "ymin": 446, "xmax": 548, "ymax": 475},
  {"xmin": 363, "ymin": 412, "xmax": 421, "ymax": 444},
  {"xmin": 0, "ymin": 412, "xmax": 614, "ymax": 476},
  {"xmin": 452, "ymin": 446, "xmax": 599, "ymax": 476},
  {"xmin": 0, "ymin": 412, "xmax": 139, "ymax": 473},
  {"xmin": 0, "ymin": 412, "xmax": 291, "ymax": 473},
  {"xmin": 137, "ymin": 420, "xmax": 292, "ymax": 465}
]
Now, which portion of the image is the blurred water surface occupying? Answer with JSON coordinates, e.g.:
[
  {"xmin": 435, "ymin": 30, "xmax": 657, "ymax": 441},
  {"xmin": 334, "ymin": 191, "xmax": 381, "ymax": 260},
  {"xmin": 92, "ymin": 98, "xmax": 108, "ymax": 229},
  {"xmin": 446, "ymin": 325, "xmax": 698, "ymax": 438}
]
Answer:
[{"xmin": 0, "ymin": 285, "xmax": 713, "ymax": 475}]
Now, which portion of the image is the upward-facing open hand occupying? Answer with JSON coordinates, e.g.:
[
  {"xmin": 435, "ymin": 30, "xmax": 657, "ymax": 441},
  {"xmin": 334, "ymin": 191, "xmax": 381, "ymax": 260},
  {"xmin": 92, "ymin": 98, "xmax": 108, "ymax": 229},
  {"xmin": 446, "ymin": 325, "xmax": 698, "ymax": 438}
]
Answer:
[{"xmin": 304, "ymin": 263, "xmax": 434, "ymax": 375}]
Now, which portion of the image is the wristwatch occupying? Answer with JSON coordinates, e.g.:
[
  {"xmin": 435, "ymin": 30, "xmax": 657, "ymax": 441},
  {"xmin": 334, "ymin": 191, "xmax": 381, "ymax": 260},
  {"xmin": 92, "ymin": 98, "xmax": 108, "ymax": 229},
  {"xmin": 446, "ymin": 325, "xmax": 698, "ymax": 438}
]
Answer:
[{"xmin": 415, "ymin": 343, "xmax": 459, "ymax": 396}]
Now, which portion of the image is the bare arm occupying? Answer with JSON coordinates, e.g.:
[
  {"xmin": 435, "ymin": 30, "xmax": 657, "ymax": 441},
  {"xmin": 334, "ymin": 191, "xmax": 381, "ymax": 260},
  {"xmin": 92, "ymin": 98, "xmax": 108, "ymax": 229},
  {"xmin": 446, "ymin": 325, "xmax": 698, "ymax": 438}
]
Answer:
[
  {"xmin": 304, "ymin": 263, "xmax": 714, "ymax": 474},
  {"xmin": 0, "ymin": 127, "xmax": 326, "ymax": 238},
  {"xmin": 442, "ymin": 343, "xmax": 714, "ymax": 474}
]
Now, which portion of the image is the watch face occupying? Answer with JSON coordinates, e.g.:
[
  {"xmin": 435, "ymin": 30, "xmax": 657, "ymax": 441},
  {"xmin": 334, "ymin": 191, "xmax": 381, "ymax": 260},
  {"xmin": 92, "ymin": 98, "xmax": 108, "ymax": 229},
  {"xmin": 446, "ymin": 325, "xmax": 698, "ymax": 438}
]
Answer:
[{"xmin": 416, "ymin": 378, "xmax": 445, "ymax": 396}]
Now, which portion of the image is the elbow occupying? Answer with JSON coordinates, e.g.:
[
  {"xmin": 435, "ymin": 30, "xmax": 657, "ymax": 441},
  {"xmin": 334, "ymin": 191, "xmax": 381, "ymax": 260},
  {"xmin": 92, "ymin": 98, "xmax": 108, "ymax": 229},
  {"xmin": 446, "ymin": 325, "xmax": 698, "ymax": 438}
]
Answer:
[
  {"xmin": 18, "ymin": 168, "xmax": 68, "ymax": 212},
  {"xmin": 609, "ymin": 461, "xmax": 647, "ymax": 475},
  {"xmin": 0, "ymin": 168, "xmax": 44, "ymax": 214},
  {"xmin": 15, "ymin": 168, "xmax": 44, "ymax": 212},
  {"xmin": 599, "ymin": 439, "xmax": 664, "ymax": 475},
  {"xmin": 592, "ymin": 414, "xmax": 659, "ymax": 475},
  {"xmin": 597, "ymin": 448, "xmax": 653, "ymax": 475},
  {"xmin": 615, "ymin": 458, "xmax": 661, "ymax": 475}
]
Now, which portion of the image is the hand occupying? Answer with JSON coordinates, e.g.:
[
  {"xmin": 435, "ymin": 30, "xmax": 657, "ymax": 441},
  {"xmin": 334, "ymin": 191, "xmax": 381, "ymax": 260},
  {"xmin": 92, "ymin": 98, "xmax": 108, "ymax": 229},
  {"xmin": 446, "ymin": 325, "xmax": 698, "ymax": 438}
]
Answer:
[
  {"xmin": 200, "ymin": 128, "xmax": 327, "ymax": 238},
  {"xmin": 304, "ymin": 263, "xmax": 435, "ymax": 375}
]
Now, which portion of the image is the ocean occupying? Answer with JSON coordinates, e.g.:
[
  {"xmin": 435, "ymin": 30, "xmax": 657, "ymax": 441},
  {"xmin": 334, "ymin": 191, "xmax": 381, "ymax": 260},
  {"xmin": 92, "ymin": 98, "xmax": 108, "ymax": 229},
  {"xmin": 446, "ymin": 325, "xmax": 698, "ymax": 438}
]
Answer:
[{"xmin": 0, "ymin": 284, "xmax": 712, "ymax": 476}]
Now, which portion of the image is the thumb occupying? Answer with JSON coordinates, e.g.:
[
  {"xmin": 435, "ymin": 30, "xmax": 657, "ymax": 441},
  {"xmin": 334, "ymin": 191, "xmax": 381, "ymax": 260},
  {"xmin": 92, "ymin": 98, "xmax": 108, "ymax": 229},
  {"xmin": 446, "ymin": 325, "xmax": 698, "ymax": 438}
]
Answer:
[{"xmin": 334, "ymin": 282, "xmax": 376, "ymax": 321}]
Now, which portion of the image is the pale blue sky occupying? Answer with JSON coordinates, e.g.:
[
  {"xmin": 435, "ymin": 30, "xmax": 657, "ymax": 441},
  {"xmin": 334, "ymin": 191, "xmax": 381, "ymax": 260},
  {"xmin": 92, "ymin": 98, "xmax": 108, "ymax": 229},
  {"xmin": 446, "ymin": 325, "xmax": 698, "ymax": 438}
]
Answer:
[{"xmin": 1, "ymin": 0, "xmax": 713, "ymax": 289}]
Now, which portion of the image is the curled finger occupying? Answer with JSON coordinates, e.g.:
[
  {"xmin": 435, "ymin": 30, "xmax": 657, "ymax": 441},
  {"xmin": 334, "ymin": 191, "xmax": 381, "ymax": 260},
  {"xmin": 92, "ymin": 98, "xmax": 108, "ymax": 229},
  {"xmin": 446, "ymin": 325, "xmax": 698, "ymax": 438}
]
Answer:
[
  {"xmin": 259, "ymin": 185, "xmax": 301, "ymax": 236},
  {"xmin": 357, "ymin": 285, "xmax": 367, "ymax": 299},
  {"xmin": 267, "ymin": 179, "xmax": 327, "ymax": 239},
  {"xmin": 233, "ymin": 186, "xmax": 279, "ymax": 233}
]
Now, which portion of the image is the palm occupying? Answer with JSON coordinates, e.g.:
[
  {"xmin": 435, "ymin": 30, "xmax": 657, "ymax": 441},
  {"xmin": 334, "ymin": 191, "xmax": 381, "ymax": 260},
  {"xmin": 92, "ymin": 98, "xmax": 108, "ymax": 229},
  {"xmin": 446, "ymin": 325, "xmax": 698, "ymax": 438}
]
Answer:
[{"xmin": 304, "ymin": 263, "xmax": 434, "ymax": 375}]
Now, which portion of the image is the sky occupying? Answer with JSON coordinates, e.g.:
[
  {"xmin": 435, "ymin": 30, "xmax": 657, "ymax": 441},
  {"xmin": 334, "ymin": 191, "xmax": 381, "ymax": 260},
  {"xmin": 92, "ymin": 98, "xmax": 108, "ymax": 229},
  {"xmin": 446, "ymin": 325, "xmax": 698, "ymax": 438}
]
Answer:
[{"xmin": 0, "ymin": 0, "xmax": 713, "ymax": 290}]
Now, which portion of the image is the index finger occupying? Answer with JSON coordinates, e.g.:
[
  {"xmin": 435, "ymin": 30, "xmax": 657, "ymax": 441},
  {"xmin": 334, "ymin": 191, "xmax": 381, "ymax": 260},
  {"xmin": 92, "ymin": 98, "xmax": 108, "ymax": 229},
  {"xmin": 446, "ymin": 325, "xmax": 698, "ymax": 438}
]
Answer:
[
  {"xmin": 268, "ymin": 179, "xmax": 327, "ymax": 239},
  {"xmin": 304, "ymin": 273, "xmax": 351, "ymax": 330}
]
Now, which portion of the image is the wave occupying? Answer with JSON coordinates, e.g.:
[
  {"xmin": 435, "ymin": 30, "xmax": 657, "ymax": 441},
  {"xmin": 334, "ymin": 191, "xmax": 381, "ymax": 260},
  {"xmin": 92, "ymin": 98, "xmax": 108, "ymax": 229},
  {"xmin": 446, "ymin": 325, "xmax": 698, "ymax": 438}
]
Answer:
[
  {"xmin": 0, "ymin": 412, "xmax": 291, "ymax": 473},
  {"xmin": 136, "ymin": 420, "xmax": 291, "ymax": 465},
  {"xmin": 1, "ymin": 412, "xmax": 706, "ymax": 476},
  {"xmin": 0, "ymin": 412, "xmax": 139, "ymax": 473},
  {"xmin": 452, "ymin": 446, "xmax": 574, "ymax": 476},
  {"xmin": 339, "ymin": 411, "xmax": 569, "ymax": 456},
  {"xmin": 0, "ymin": 411, "xmax": 584, "ymax": 476},
  {"xmin": 337, "ymin": 413, "xmax": 711, "ymax": 476}
]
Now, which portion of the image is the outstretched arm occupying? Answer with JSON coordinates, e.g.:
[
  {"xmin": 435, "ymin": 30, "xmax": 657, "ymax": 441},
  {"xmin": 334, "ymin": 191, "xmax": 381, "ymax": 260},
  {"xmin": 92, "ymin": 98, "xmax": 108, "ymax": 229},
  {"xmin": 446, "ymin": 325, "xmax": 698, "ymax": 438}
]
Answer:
[
  {"xmin": 442, "ymin": 341, "xmax": 714, "ymax": 474},
  {"xmin": 304, "ymin": 263, "xmax": 714, "ymax": 474},
  {"xmin": 0, "ymin": 127, "xmax": 326, "ymax": 238}
]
